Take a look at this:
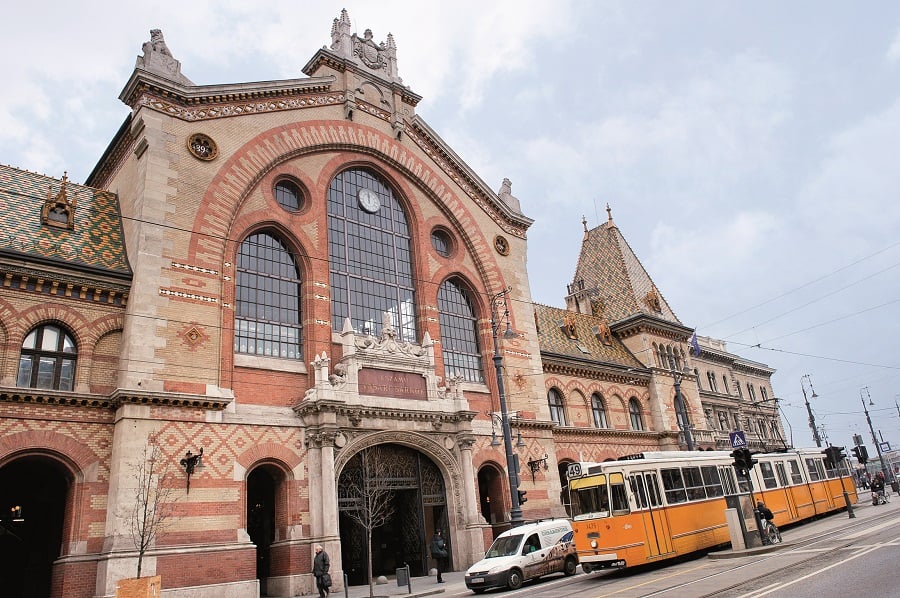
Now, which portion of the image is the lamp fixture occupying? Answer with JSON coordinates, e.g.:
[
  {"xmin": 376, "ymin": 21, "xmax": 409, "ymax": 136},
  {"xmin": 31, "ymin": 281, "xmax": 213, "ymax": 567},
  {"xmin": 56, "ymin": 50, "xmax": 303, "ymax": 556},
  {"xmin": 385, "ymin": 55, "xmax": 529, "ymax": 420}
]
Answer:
[
  {"xmin": 527, "ymin": 453, "xmax": 549, "ymax": 482},
  {"xmin": 179, "ymin": 447, "xmax": 204, "ymax": 494}
]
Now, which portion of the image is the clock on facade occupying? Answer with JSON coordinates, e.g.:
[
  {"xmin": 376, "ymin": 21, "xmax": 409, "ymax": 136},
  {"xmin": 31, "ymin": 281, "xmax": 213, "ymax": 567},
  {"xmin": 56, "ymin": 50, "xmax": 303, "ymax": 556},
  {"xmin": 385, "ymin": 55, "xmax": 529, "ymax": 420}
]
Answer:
[{"xmin": 357, "ymin": 187, "xmax": 381, "ymax": 213}]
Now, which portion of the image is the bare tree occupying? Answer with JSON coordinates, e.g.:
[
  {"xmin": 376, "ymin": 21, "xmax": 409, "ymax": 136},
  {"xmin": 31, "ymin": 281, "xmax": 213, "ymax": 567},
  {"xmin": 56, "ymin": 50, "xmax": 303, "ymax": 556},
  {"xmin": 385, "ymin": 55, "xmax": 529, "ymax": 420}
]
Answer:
[
  {"xmin": 341, "ymin": 446, "xmax": 397, "ymax": 598},
  {"xmin": 128, "ymin": 435, "xmax": 176, "ymax": 578}
]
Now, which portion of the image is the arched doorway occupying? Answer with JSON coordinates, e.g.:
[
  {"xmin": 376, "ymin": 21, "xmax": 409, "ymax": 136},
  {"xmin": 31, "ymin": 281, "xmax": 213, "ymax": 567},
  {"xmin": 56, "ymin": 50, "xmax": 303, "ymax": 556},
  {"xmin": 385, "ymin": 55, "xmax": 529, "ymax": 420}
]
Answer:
[
  {"xmin": 247, "ymin": 465, "xmax": 278, "ymax": 596},
  {"xmin": 337, "ymin": 444, "xmax": 447, "ymax": 585},
  {"xmin": 476, "ymin": 463, "xmax": 506, "ymax": 538},
  {"xmin": 0, "ymin": 456, "xmax": 70, "ymax": 598}
]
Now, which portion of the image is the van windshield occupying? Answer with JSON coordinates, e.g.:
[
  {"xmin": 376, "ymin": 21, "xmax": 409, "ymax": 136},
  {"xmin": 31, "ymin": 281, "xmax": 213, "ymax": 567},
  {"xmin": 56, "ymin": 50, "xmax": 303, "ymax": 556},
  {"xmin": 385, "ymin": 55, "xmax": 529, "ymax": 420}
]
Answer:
[{"xmin": 484, "ymin": 534, "xmax": 523, "ymax": 558}]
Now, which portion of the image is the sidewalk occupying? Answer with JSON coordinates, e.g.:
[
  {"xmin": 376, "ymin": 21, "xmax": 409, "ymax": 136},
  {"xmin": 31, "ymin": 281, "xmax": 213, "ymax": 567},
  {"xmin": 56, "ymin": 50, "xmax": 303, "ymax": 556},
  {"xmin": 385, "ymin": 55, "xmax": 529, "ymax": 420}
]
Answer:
[{"xmin": 306, "ymin": 496, "xmax": 895, "ymax": 598}]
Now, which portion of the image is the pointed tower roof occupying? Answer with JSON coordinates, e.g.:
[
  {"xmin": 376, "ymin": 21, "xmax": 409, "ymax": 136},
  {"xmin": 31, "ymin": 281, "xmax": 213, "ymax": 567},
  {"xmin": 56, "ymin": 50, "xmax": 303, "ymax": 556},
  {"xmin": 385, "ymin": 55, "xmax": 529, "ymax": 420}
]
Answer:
[{"xmin": 567, "ymin": 205, "xmax": 680, "ymax": 327}]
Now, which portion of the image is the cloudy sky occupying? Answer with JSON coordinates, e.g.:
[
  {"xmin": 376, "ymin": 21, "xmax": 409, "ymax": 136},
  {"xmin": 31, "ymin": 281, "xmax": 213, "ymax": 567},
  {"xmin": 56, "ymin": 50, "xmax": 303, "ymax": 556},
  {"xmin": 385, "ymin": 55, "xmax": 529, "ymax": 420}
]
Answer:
[{"xmin": 3, "ymin": 1, "xmax": 899, "ymax": 457}]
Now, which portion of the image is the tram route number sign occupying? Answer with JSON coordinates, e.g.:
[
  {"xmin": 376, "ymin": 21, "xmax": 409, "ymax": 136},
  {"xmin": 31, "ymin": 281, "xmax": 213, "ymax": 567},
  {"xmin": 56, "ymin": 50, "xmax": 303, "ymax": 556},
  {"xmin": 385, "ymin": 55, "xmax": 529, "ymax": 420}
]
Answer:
[{"xmin": 729, "ymin": 431, "xmax": 747, "ymax": 449}]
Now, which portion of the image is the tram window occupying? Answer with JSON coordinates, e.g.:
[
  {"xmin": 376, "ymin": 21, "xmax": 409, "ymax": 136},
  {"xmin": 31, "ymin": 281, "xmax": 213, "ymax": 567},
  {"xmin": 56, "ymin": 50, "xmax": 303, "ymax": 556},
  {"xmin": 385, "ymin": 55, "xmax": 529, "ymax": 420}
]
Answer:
[
  {"xmin": 788, "ymin": 460, "xmax": 804, "ymax": 485},
  {"xmin": 630, "ymin": 475, "xmax": 648, "ymax": 509},
  {"xmin": 805, "ymin": 458, "xmax": 823, "ymax": 481},
  {"xmin": 570, "ymin": 478, "xmax": 610, "ymax": 520},
  {"xmin": 682, "ymin": 467, "xmax": 706, "ymax": 501},
  {"xmin": 719, "ymin": 466, "xmax": 738, "ymax": 495},
  {"xmin": 701, "ymin": 466, "xmax": 724, "ymax": 497},
  {"xmin": 646, "ymin": 474, "xmax": 663, "ymax": 506},
  {"xmin": 736, "ymin": 468, "xmax": 751, "ymax": 493},
  {"xmin": 661, "ymin": 468, "xmax": 687, "ymax": 504},
  {"xmin": 775, "ymin": 462, "xmax": 788, "ymax": 486},
  {"xmin": 759, "ymin": 462, "xmax": 778, "ymax": 489},
  {"xmin": 610, "ymin": 473, "xmax": 629, "ymax": 514}
]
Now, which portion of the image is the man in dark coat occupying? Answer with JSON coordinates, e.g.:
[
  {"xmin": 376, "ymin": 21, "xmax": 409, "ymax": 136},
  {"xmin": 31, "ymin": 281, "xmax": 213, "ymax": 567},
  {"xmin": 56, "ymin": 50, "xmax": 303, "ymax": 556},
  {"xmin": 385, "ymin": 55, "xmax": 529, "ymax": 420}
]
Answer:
[
  {"xmin": 429, "ymin": 529, "xmax": 447, "ymax": 583},
  {"xmin": 313, "ymin": 544, "xmax": 330, "ymax": 597}
]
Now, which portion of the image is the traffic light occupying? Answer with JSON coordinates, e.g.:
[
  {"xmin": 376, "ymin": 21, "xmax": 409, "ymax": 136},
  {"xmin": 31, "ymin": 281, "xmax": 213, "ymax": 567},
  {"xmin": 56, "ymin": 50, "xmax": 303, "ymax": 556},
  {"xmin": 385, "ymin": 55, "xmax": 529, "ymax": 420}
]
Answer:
[
  {"xmin": 851, "ymin": 445, "xmax": 869, "ymax": 464},
  {"xmin": 517, "ymin": 490, "xmax": 528, "ymax": 504},
  {"xmin": 822, "ymin": 446, "xmax": 845, "ymax": 468},
  {"xmin": 745, "ymin": 448, "xmax": 758, "ymax": 469},
  {"xmin": 730, "ymin": 449, "xmax": 746, "ymax": 469}
]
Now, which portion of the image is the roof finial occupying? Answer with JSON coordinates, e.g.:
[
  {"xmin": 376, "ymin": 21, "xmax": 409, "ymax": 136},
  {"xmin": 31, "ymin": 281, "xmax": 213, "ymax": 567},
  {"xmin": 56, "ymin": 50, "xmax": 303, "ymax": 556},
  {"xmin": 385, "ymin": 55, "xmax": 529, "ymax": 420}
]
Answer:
[
  {"xmin": 606, "ymin": 203, "xmax": 612, "ymax": 222},
  {"xmin": 582, "ymin": 215, "xmax": 588, "ymax": 233}
]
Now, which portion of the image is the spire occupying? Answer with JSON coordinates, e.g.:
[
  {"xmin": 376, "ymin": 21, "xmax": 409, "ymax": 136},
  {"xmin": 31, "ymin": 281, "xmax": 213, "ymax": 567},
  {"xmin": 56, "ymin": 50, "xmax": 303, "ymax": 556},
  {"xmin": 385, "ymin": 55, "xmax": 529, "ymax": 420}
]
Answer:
[{"xmin": 605, "ymin": 203, "xmax": 617, "ymax": 228}]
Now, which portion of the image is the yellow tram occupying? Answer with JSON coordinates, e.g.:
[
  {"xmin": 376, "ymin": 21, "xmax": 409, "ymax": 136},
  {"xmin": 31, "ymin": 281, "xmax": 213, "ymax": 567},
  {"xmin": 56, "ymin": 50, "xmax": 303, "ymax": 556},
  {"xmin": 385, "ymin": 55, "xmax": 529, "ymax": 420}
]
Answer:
[{"xmin": 567, "ymin": 449, "xmax": 857, "ymax": 572}]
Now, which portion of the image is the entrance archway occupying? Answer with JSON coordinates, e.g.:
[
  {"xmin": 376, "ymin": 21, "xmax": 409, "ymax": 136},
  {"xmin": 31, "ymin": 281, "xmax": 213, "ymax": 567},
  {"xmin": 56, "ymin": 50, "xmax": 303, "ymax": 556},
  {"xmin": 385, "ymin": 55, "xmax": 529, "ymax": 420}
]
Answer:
[
  {"xmin": 476, "ymin": 463, "xmax": 506, "ymax": 539},
  {"xmin": 247, "ymin": 465, "xmax": 278, "ymax": 595},
  {"xmin": 337, "ymin": 443, "xmax": 447, "ymax": 585},
  {"xmin": 0, "ymin": 456, "xmax": 70, "ymax": 598}
]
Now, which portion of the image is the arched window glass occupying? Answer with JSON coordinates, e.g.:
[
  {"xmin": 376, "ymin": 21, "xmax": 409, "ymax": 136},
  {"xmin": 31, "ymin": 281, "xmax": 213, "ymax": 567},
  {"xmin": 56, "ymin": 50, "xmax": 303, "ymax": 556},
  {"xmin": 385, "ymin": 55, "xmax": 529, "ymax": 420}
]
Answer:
[
  {"xmin": 548, "ymin": 388, "xmax": 567, "ymax": 425},
  {"xmin": 437, "ymin": 278, "xmax": 483, "ymax": 383},
  {"xmin": 591, "ymin": 393, "xmax": 608, "ymax": 428},
  {"xmin": 235, "ymin": 232, "xmax": 302, "ymax": 359},
  {"xmin": 17, "ymin": 324, "xmax": 77, "ymax": 390},
  {"xmin": 327, "ymin": 169, "xmax": 417, "ymax": 342},
  {"xmin": 628, "ymin": 398, "xmax": 644, "ymax": 431},
  {"xmin": 274, "ymin": 180, "xmax": 302, "ymax": 211}
]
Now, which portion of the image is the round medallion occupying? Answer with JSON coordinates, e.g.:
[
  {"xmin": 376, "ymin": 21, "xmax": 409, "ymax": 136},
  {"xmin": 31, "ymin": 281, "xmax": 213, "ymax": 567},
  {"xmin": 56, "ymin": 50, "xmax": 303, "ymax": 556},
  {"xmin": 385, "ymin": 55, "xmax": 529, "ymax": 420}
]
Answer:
[
  {"xmin": 494, "ymin": 235, "xmax": 510, "ymax": 256},
  {"xmin": 187, "ymin": 133, "xmax": 218, "ymax": 161},
  {"xmin": 358, "ymin": 188, "xmax": 381, "ymax": 213}
]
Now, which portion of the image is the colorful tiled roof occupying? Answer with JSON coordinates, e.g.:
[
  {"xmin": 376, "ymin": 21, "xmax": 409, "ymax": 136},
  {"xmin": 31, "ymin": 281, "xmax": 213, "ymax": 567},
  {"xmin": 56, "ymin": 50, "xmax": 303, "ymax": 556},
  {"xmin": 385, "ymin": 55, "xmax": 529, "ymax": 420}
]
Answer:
[
  {"xmin": 534, "ymin": 303, "xmax": 644, "ymax": 368},
  {"xmin": 0, "ymin": 165, "xmax": 131, "ymax": 277},
  {"xmin": 570, "ymin": 218, "xmax": 680, "ymax": 325}
]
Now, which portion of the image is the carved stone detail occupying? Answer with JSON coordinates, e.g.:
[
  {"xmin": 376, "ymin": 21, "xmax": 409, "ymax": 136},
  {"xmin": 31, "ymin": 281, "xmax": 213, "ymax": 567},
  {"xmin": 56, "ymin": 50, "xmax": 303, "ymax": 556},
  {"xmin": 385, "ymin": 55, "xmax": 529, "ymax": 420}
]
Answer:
[{"xmin": 136, "ymin": 29, "xmax": 193, "ymax": 86}]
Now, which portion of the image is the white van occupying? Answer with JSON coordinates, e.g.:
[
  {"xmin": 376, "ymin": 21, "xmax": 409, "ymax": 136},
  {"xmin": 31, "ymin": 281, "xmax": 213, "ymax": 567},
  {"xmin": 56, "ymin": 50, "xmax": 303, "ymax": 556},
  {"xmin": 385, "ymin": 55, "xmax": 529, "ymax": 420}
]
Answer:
[{"xmin": 464, "ymin": 519, "xmax": 578, "ymax": 593}]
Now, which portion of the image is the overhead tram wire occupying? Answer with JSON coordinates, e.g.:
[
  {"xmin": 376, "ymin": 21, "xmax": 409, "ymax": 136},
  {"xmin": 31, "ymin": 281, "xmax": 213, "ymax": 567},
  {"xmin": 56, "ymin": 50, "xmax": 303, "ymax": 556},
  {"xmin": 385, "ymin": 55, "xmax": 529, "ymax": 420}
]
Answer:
[{"xmin": 699, "ymin": 238, "xmax": 900, "ymax": 330}]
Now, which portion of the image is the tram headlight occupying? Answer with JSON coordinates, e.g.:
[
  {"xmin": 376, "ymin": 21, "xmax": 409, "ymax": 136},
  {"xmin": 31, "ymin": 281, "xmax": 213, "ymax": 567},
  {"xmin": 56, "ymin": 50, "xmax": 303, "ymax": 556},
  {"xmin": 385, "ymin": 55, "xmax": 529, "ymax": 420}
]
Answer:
[{"xmin": 590, "ymin": 539, "xmax": 598, "ymax": 549}]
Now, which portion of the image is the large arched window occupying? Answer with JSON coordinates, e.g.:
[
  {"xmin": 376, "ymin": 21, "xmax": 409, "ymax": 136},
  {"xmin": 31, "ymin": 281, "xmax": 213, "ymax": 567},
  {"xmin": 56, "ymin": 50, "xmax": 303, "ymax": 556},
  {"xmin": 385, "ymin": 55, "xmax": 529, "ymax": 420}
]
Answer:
[
  {"xmin": 437, "ymin": 278, "xmax": 483, "ymax": 383},
  {"xmin": 628, "ymin": 398, "xmax": 644, "ymax": 431},
  {"xmin": 17, "ymin": 323, "xmax": 76, "ymax": 390},
  {"xmin": 328, "ymin": 169, "xmax": 417, "ymax": 342},
  {"xmin": 548, "ymin": 388, "xmax": 567, "ymax": 425},
  {"xmin": 234, "ymin": 232, "xmax": 302, "ymax": 359},
  {"xmin": 590, "ymin": 393, "xmax": 608, "ymax": 428}
]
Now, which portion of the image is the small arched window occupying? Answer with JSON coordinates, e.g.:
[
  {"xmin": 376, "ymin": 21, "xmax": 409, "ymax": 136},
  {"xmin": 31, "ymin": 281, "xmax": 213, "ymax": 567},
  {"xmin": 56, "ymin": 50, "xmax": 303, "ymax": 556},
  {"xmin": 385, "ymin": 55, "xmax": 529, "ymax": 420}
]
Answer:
[
  {"xmin": 590, "ymin": 393, "xmax": 608, "ymax": 428},
  {"xmin": 17, "ymin": 324, "xmax": 77, "ymax": 390},
  {"xmin": 234, "ymin": 232, "xmax": 302, "ymax": 359},
  {"xmin": 437, "ymin": 278, "xmax": 483, "ymax": 383},
  {"xmin": 628, "ymin": 398, "xmax": 644, "ymax": 431},
  {"xmin": 548, "ymin": 388, "xmax": 567, "ymax": 426}
]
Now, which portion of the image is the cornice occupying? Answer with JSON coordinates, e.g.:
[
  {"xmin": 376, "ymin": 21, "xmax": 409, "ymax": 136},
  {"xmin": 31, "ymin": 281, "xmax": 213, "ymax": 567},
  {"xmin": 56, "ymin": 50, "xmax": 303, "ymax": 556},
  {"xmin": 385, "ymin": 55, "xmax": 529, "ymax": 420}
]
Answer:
[
  {"xmin": 294, "ymin": 399, "xmax": 477, "ymax": 427},
  {"xmin": 552, "ymin": 426, "xmax": 665, "ymax": 442},
  {"xmin": 0, "ymin": 263, "xmax": 131, "ymax": 308},
  {"xmin": 610, "ymin": 313, "xmax": 693, "ymax": 341},
  {"xmin": 541, "ymin": 355, "xmax": 651, "ymax": 386},
  {"xmin": 0, "ymin": 387, "xmax": 231, "ymax": 410},
  {"xmin": 302, "ymin": 49, "xmax": 423, "ymax": 107}
]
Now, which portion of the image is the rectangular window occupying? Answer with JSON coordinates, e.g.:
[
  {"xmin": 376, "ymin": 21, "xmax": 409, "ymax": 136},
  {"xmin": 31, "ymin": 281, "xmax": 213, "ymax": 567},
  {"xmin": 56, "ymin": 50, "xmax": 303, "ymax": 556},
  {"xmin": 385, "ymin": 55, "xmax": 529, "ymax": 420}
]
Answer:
[
  {"xmin": 775, "ymin": 462, "xmax": 788, "ymax": 486},
  {"xmin": 661, "ymin": 468, "xmax": 687, "ymax": 504},
  {"xmin": 609, "ymin": 473, "xmax": 629, "ymax": 514},
  {"xmin": 805, "ymin": 458, "xmax": 822, "ymax": 481},
  {"xmin": 570, "ymin": 475, "xmax": 609, "ymax": 520},
  {"xmin": 719, "ymin": 466, "xmax": 738, "ymax": 495},
  {"xmin": 788, "ymin": 460, "xmax": 804, "ymax": 485},
  {"xmin": 701, "ymin": 465, "xmax": 725, "ymax": 497},
  {"xmin": 759, "ymin": 462, "xmax": 778, "ymax": 489},
  {"xmin": 682, "ymin": 467, "xmax": 706, "ymax": 501}
]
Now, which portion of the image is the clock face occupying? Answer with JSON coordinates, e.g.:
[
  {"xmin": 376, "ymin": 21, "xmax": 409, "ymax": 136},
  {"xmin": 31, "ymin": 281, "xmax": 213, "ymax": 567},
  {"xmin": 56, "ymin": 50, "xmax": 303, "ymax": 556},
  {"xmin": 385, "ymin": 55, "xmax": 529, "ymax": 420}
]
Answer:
[{"xmin": 358, "ymin": 188, "xmax": 381, "ymax": 213}]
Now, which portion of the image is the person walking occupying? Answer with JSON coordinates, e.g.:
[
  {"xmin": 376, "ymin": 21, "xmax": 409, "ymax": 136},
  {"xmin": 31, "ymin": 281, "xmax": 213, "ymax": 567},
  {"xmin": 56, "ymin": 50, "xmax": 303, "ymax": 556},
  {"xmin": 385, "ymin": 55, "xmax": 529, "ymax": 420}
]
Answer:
[
  {"xmin": 429, "ymin": 528, "xmax": 448, "ymax": 583},
  {"xmin": 313, "ymin": 544, "xmax": 331, "ymax": 598}
]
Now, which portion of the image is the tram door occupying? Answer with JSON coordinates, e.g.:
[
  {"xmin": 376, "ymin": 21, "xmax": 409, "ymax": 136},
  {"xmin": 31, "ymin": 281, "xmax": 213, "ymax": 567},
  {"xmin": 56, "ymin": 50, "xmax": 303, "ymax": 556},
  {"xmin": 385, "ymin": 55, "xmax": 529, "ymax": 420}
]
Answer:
[
  {"xmin": 630, "ymin": 472, "xmax": 673, "ymax": 557},
  {"xmin": 774, "ymin": 461, "xmax": 799, "ymax": 520}
]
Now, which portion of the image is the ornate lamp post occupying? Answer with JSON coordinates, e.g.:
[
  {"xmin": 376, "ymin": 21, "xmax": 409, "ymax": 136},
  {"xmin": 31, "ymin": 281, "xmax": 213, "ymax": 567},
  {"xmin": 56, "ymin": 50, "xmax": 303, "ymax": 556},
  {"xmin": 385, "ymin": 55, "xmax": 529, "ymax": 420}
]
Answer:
[
  {"xmin": 490, "ymin": 287, "xmax": 525, "ymax": 527},
  {"xmin": 860, "ymin": 387, "xmax": 891, "ymax": 482},
  {"xmin": 801, "ymin": 374, "xmax": 822, "ymax": 447},
  {"xmin": 668, "ymin": 356, "xmax": 694, "ymax": 451}
]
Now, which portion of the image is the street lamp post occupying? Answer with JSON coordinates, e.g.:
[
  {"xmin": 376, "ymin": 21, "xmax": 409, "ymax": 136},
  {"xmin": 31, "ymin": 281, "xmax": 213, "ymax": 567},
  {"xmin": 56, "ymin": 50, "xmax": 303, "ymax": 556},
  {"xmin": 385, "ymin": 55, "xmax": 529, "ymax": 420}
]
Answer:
[
  {"xmin": 860, "ymin": 387, "xmax": 891, "ymax": 483},
  {"xmin": 490, "ymin": 287, "xmax": 525, "ymax": 527},
  {"xmin": 801, "ymin": 374, "xmax": 822, "ymax": 447},
  {"xmin": 668, "ymin": 357, "xmax": 694, "ymax": 451}
]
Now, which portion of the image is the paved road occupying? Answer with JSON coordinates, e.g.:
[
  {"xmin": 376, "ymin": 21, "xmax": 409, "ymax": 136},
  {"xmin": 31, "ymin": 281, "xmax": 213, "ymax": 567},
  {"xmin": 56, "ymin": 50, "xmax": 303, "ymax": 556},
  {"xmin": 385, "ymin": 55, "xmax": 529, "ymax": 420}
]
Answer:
[{"xmin": 313, "ymin": 494, "xmax": 900, "ymax": 598}]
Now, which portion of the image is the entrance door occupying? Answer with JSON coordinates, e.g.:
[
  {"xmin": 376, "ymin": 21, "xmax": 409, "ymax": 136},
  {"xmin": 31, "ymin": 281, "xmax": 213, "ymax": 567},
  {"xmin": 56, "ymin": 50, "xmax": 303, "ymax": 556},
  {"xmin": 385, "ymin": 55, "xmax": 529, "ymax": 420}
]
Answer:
[
  {"xmin": 775, "ymin": 461, "xmax": 799, "ymax": 520},
  {"xmin": 338, "ymin": 444, "xmax": 447, "ymax": 585},
  {"xmin": 631, "ymin": 471, "xmax": 673, "ymax": 557}
]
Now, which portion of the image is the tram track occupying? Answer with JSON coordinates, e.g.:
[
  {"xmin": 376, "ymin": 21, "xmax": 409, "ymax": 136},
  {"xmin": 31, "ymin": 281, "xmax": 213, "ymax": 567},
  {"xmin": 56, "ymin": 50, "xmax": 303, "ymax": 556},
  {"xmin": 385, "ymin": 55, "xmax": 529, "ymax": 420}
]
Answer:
[{"xmin": 632, "ymin": 507, "xmax": 900, "ymax": 598}]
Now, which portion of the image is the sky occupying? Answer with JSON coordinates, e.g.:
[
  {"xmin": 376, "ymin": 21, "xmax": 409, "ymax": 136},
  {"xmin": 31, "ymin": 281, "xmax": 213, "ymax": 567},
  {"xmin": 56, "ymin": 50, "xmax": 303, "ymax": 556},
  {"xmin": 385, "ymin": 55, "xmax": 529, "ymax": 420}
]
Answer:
[{"xmin": 2, "ymin": 1, "xmax": 900, "ymax": 459}]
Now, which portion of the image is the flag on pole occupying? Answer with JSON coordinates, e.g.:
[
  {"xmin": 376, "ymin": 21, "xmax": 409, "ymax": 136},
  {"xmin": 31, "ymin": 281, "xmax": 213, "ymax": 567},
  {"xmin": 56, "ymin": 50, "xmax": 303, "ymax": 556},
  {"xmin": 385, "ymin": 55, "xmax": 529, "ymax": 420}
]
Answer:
[{"xmin": 689, "ymin": 333, "xmax": 701, "ymax": 357}]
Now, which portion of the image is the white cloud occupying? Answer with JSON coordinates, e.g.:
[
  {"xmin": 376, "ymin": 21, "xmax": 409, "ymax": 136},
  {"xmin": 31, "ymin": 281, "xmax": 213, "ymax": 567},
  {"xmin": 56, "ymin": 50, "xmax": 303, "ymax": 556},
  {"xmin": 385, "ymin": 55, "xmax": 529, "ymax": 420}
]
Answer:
[{"xmin": 887, "ymin": 27, "xmax": 900, "ymax": 63}]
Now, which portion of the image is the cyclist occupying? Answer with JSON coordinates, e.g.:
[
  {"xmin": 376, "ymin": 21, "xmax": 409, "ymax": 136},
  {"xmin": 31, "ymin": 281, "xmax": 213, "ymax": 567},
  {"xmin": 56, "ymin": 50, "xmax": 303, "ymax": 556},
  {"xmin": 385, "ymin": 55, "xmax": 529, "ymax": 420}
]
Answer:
[
  {"xmin": 871, "ymin": 472, "xmax": 886, "ymax": 504},
  {"xmin": 757, "ymin": 501, "xmax": 781, "ymax": 544}
]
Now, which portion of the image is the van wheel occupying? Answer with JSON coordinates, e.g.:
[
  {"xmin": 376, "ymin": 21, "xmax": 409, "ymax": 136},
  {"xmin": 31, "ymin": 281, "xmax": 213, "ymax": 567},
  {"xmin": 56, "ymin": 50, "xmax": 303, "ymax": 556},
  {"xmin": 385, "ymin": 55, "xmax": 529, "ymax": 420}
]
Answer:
[
  {"xmin": 507, "ymin": 569, "xmax": 523, "ymax": 590},
  {"xmin": 472, "ymin": 590, "xmax": 486, "ymax": 594},
  {"xmin": 564, "ymin": 557, "xmax": 578, "ymax": 576},
  {"xmin": 581, "ymin": 563, "xmax": 593, "ymax": 574}
]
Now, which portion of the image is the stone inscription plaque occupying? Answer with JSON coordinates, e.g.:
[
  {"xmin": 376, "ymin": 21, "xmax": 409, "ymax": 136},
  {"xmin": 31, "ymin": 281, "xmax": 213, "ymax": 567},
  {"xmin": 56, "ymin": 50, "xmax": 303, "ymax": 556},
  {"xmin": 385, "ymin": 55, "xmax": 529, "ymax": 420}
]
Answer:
[{"xmin": 358, "ymin": 369, "xmax": 426, "ymax": 400}]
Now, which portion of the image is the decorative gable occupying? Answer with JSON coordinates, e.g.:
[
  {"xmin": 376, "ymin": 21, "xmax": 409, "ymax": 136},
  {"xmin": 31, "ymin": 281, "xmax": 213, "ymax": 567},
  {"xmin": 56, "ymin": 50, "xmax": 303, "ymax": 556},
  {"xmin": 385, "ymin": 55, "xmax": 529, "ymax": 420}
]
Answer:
[{"xmin": 41, "ymin": 172, "xmax": 75, "ymax": 230}]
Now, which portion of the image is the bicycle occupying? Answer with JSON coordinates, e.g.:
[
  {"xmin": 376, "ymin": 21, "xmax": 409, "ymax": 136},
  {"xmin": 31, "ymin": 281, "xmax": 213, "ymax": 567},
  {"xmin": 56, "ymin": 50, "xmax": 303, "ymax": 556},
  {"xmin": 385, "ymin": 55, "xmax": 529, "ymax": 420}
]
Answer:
[{"xmin": 761, "ymin": 520, "xmax": 782, "ymax": 545}]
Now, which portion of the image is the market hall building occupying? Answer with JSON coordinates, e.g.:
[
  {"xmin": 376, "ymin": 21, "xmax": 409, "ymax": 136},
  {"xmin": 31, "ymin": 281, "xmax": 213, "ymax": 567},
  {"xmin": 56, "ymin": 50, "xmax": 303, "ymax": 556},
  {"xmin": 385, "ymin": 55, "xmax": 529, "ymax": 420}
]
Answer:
[{"xmin": 0, "ymin": 11, "xmax": 784, "ymax": 598}]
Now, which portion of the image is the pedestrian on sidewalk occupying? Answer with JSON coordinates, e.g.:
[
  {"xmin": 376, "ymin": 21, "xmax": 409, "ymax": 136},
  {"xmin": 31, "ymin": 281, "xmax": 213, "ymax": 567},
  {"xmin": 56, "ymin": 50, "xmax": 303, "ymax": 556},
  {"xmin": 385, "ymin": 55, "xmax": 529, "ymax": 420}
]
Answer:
[
  {"xmin": 430, "ymin": 528, "xmax": 448, "ymax": 583},
  {"xmin": 313, "ymin": 544, "xmax": 331, "ymax": 598}
]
